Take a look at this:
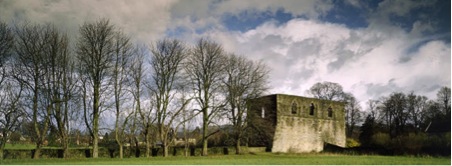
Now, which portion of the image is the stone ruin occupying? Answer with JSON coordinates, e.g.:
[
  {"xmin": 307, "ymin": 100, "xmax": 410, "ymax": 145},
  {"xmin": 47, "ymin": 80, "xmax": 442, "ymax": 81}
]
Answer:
[{"xmin": 247, "ymin": 94, "xmax": 346, "ymax": 153}]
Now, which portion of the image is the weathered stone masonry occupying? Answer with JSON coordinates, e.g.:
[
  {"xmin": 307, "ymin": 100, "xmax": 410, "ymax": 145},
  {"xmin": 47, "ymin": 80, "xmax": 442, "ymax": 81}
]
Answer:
[{"xmin": 248, "ymin": 94, "xmax": 346, "ymax": 153}]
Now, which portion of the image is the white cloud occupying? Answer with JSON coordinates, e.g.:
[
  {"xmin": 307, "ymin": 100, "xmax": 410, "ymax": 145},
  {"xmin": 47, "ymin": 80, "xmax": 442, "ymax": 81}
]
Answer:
[
  {"xmin": 0, "ymin": 0, "xmax": 448, "ymax": 110},
  {"xmin": 0, "ymin": 0, "xmax": 176, "ymax": 43},
  {"xmin": 207, "ymin": 18, "xmax": 450, "ymax": 108}
]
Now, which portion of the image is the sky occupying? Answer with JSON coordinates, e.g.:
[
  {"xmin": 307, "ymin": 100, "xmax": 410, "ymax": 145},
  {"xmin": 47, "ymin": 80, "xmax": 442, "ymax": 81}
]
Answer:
[{"xmin": 1, "ymin": 0, "xmax": 450, "ymax": 110}]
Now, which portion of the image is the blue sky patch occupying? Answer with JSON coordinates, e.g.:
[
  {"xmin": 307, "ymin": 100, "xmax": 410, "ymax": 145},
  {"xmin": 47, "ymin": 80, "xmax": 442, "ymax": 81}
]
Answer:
[{"xmin": 222, "ymin": 9, "xmax": 293, "ymax": 32}]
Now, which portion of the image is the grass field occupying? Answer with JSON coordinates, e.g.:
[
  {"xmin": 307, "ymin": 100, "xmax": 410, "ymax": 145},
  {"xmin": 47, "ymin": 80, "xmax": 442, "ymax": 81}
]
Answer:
[
  {"xmin": 4, "ymin": 143, "xmax": 36, "ymax": 150},
  {"xmin": 0, "ymin": 153, "xmax": 450, "ymax": 165}
]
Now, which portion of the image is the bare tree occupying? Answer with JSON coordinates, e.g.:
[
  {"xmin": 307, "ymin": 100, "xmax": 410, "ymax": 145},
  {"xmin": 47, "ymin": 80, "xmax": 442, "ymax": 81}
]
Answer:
[
  {"xmin": 137, "ymin": 100, "xmax": 156, "ymax": 158},
  {"xmin": 222, "ymin": 54, "xmax": 268, "ymax": 154},
  {"xmin": 436, "ymin": 86, "xmax": 451, "ymax": 115},
  {"xmin": 129, "ymin": 45, "xmax": 146, "ymax": 157},
  {"xmin": 76, "ymin": 19, "xmax": 115, "ymax": 158},
  {"xmin": 342, "ymin": 93, "xmax": 362, "ymax": 138},
  {"xmin": 13, "ymin": 23, "xmax": 54, "ymax": 159},
  {"xmin": 0, "ymin": 21, "xmax": 17, "ymax": 160},
  {"xmin": 406, "ymin": 92, "xmax": 428, "ymax": 133},
  {"xmin": 308, "ymin": 81, "xmax": 344, "ymax": 101},
  {"xmin": 367, "ymin": 99, "xmax": 383, "ymax": 124},
  {"xmin": 0, "ymin": 82, "xmax": 24, "ymax": 160},
  {"xmin": 79, "ymin": 62, "xmax": 93, "ymax": 146},
  {"xmin": 111, "ymin": 30, "xmax": 133, "ymax": 159},
  {"xmin": 424, "ymin": 86, "xmax": 451, "ymax": 133},
  {"xmin": 381, "ymin": 92, "xmax": 407, "ymax": 138},
  {"xmin": 149, "ymin": 39, "xmax": 192, "ymax": 157},
  {"xmin": 42, "ymin": 27, "xmax": 76, "ymax": 158},
  {"xmin": 185, "ymin": 38, "xmax": 226, "ymax": 156},
  {"xmin": 0, "ymin": 21, "xmax": 14, "ymax": 85},
  {"xmin": 180, "ymin": 93, "xmax": 196, "ymax": 157},
  {"xmin": 131, "ymin": 46, "xmax": 156, "ymax": 158}
]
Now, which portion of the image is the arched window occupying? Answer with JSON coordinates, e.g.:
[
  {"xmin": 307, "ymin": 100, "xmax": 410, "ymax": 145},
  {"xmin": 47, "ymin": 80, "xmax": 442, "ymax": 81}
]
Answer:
[
  {"xmin": 309, "ymin": 103, "xmax": 315, "ymax": 115},
  {"xmin": 328, "ymin": 107, "xmax": 333, "ymax": 117},
  {"xmin": 291, "ymin": 102, "xmax": 297, "ymax": 114},
  {"xmin": 261, "ymin": 107, "xmax": 265, "ymax": 118}
]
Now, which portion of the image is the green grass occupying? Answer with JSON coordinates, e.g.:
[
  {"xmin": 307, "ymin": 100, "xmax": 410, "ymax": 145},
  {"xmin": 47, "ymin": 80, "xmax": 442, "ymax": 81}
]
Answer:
[
  {"xmin": 4, "ymin": 143, "xmax": 36, "ymax": 150},
  {"xmin": 4, "ymin": 143, "xmax": 91, "ymax": 150},
  {"xmin": 0, "ymin": 153, "xmax": 450, "ymax": 165}
]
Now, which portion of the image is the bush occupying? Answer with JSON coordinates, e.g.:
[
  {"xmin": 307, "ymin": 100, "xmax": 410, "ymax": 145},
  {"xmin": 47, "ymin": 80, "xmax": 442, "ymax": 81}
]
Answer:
[
  {"xmin": 364, "ymin": 132, "xmax": 450, "ymax": 156},
  {"xmin": 3, "ymin": 149, "xmax": 31, "ymax": 159},
  {"xmin": 371, "ymin": 132, "xmax": 390, "ymax": 148},
  {"xmin": 346, "ymin": 138, "xmax": 360, "ymax": 148},
  {"xmin": 390, "ymin": 133, "xmax": 427, "ymax": 155},
  {"xmin": 423, "ymin": 132, "xmax": 451, "ymax": 156}
]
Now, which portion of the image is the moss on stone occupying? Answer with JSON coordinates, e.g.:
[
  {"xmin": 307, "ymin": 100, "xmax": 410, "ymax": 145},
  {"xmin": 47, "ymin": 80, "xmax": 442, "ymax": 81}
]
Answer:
[{"xmin": 249, "ymin": 94, "xmax": 346, "ymax": 153}]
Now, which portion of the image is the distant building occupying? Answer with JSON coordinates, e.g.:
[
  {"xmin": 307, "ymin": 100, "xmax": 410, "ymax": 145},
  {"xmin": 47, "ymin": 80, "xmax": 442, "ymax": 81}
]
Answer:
[{"xmin": 247, "ymin": 94, "xmax": 346, "ymax": 153}]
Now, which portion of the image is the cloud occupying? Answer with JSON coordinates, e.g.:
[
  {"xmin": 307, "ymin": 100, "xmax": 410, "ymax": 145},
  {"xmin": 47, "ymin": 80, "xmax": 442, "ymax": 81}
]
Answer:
[
  {"xmin": 375, "ymin": 0, "xmax": 434, "ymax": 17},
  {"xmin": 215, "ymin": 0, "xmax": 333, "ymax": 18},
  {"xmin": 169, "ymin": 0, "xmax": 333, "ymax": 19},
  {"xmin": 366, "ymin": 0, "xmax": 440, "ymax": 34},
  {"xmin": 0, "ymin": 0, "xmax": 176, "ymax": 43},
  {"xmin": 0, "ymin": 0, "xmax": 449, "ymax": 109},
  {"xmin": 206, "ymin": 18, "xmax": 450, "ymax": 106},
  {"xmin": 344, "ymin": 0, "xmax": 364, "ymax": 8}
]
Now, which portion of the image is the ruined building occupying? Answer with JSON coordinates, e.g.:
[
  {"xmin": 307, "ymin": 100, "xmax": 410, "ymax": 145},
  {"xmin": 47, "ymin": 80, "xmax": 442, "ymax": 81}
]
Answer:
[{"xmin": 247, "ymin": 94, "xmax": 346, "ymax": 153}]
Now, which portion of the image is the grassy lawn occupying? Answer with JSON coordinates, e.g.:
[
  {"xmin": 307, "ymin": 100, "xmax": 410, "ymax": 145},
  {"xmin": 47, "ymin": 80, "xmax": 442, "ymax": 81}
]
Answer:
[
  {"xmin": 0, "ymin": 153, "xmax": 449, "ymax": 165},
  {"xmin": 4, "ymin": 143, "xmax": 90, "ymax": 150},
  {"xmin": 4, "ymin": 143, "xmax": 36, "ymax": 150}
]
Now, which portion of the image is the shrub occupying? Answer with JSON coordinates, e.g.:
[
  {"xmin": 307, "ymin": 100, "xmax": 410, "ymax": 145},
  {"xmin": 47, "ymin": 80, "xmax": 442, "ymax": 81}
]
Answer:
[
  {"xmin": 390, "ymin": 133, "xmax": 427, "ymax": 155},
  {"xmin": 423, "ymin": 132, "xmax": 451, "ymax": 156},
  {"xmin": 371, "ymin": 132, "xmax": 390, "ymax": 147},
  {"xmin": 346, "ymin": 138, "xmax": 360, "ymax": 148}
]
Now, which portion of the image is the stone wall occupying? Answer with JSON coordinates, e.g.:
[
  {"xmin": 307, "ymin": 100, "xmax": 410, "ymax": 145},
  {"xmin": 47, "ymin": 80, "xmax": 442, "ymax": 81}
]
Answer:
[
  {"xmin": 247, "ymin": 95, "xmax": 277, "ymax": 148},
  {"xmin": 270, "ymin": 94, "xmax": 346, "ymax": 153}
]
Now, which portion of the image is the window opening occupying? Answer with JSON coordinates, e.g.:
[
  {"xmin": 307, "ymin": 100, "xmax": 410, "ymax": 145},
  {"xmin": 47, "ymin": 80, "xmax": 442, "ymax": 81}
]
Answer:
[
  {"xmin": 291, "ymin": 102, "xmax": 297, "ymax": 114},
  {"xmin": 328, "ymin": 107, "xmax": 333, "ymax": 117},
  {"xmin": 309, "ymin": 103, "xmax": 315, "ymax": 115}
]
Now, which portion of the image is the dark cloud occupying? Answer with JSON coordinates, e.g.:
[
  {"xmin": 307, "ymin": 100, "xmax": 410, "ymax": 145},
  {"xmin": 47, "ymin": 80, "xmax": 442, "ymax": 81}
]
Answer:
[
  {"xmin": 365, "ymin": 79, "xmax": 402, "ymax": 98},
  {"xmin": 287, "ymin": 38, "xmax": 322, "ymax": 58},
  {"xmin": 328, "ymin": 49, "xmax": 355, "ymax": 71}
]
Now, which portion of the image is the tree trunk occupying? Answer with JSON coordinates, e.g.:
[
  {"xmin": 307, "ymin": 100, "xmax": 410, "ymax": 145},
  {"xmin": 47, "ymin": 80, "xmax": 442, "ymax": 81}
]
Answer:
[
  {"xmin": 163, "ymin": 145, "xmax": 169, "ymax": 157},
  {"xmin": 115, "ymin": 118, "xmax": 123, "ymax": 159},
  {"xmin": 92, "ymin": 135, "xmax": 98, "ymax": 158},
  {"xmin": 145, "ymin": 134, "xmax": 151, "ymax": 158},
  {"xmin": 235, "ymin": 138, "xmax": 241, "ymax": 154},
  {"xmin": 62, "ymin": 136, "xmax": 69, "ymax": 158},
  {"xmin": 32, "ymin": 81, "xmax": 41, "ymax": 159},
  {"xmin": 202, "ymin": 109, "xmax": 208, "ymax": 156},
  {"xmin": 92, "ymin": 83, "xmax": 100, "ymax": 158},
  {"xmin": 134, "ymin": 137, "xmax": 140, "ymax": 158},
  {"xmin": 63, "ymin": 146, "xmax": 69, "ymax": 159},
  {"xmin": 33, "ymin": 144, "xmax": 41, "ymax": 159},
  {"xmin": 119, "ymin": 145, "xmax": 123, "ymax": 159},
  {"xmin": 183, "ymin": 125, "xmax": 189, "ymax": 157},
  {"xmin": 0, "ymin": 143, "xmax": 5, "ymax": 160},
  {"xmin": 202, "ymin": 139, "xmax": 208, "ymax": 156},
  {"xmin": 184, "ymin": 146, "xmax": 188, "ymax": 157}
]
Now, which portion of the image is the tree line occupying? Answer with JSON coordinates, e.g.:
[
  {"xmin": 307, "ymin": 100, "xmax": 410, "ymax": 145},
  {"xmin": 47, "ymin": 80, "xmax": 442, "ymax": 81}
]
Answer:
[
  {"xmin": 307, "ymin": 81, "xmax": 450, "ymax": 155},
  {"xmin": 0, "ymin": 19, "xmax": 269, "ymax": 159},
  {"xmin": 359, "ymin": 87, "xmax": 450, "ymax": 155}
]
